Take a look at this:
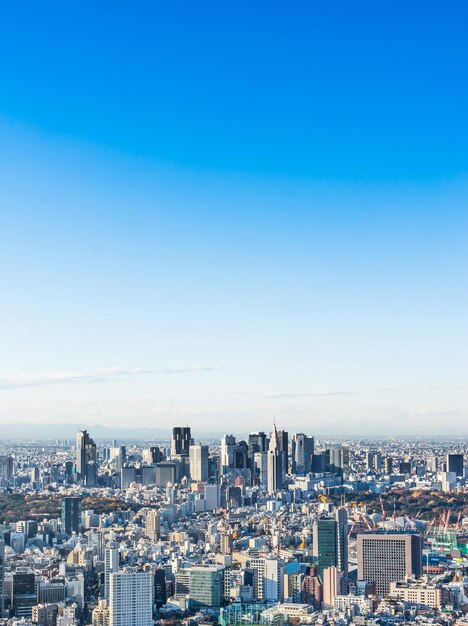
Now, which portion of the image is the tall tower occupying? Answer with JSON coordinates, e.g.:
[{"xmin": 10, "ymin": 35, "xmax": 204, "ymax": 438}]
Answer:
[
  {"xmin": 0, "ymin": 535, "xmax": 4, "ymax": 618},
  {"xmin": 61, "ymin": 497, "xmax": 82, "ymax": 535},
  {"xmin": 220, "ymin": 434, "xmax": 236, "ymax": 474},
  {"xmin": 335, "ymin": 507, "xmax": 348, "ymax": 593},
  {"xmin": 313, "ymin": 518, "xmax": 338, "ymax": 577},
  {"xmin": 171, "ymin": 427, "xmax": 192, "ymax": 456},
  {"xmin": 189, "ymin": 444, "xmax": 209, "ymax": 481},
  {"xmin": 104, "ymin": 543, "xmax": 119, "ymax": 601},
  {"xmin": 75, "ymin": 430, "xmax": 97, "ymax": 487},
  {"xmin": 267, "ymin": 422, "xmax": 283, "ymax": 493}
]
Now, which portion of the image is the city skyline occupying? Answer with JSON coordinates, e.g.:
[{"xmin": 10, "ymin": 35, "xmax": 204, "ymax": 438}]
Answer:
[{"xmin": 1, "ymin": 2, "xmax": 468, "ymax": 434}]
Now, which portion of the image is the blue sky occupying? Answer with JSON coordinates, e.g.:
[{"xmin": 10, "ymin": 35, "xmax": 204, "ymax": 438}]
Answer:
[{"xmin": 0, "ymin": 1, "xmax": 467, "ymax": 435}]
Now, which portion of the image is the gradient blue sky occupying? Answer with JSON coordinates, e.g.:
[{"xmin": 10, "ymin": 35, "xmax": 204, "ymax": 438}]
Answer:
[{"xmin": 0, "ymin": 1, "xmax": 467, "ymax": 435}]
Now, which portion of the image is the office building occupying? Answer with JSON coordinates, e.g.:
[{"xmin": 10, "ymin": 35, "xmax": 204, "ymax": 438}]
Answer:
[
  {"xmin": 154, "ymin": 568, "xmax": 167, "ymax": 609},
  {"xmin": 267, "ymin": 423, "xmax": 283, "ymax": 493},
  {"xmin": 189, "ymin": 566, "xmax": 225, "ymax": 609},
  {"xmin": 75, "ymin": 430, "xmax": 98, "ymax": 487},
  {"xmin": 155, "ymin": 462, "xmax": 177, "ymax": 486},
  {"xmin": 145, "ymin": 509, "xmax": 160, "ymax": 541},
  {"xmin": 108, "ymin": 569, "xmax": 153, "ymax": 626},
  {"xmin": 335, "ymin": 507, "xmax": 348, "ymax": 592},
  {"xmin": 61, "ymin": 497, "xmax": 81, "ymax": 535},
  {"xmin": 446, "ymin": 453, "xmax": 464, "ymax": 478},
  {"xmin": 104, "ymin": 544, "xmax": 119, "ymax": 601},
  {"xmin": 291, "ymin": 433, "xmax": 314, "ymax": 474},
  {"xmin": 0, "ymin": 456, "xmax": 14, "ymax": 483},
  {"xmin": 313, "ymin": 518, "xmax": 337, "ymax": 576},
  {"xmin": 189, "ymin": 444, "xmax": 209, "ymax": 481},
  {"xmin": 250, "ymin": 557, "xmax": 283, "ymax": 602},
  {"xmin": 142, "ymin": 446, "xmax": 162, "ymax": 465},
  {"xmin": 328, "ymin": 445, "xmax": 350, "ymax": 477},
  {"xmin": 220, "ymin": 435, "xmax": 236, "ymax": 474},
  {"xmin": 0, "ymin": 537, "xmax": 4, "ymax": 617},
  {"xmin": 357, "ymin": 532, "xmax": 422, "ymax": 595},
  {"xmin": 171, "ymin": 427, "xmax": 192, "ymax": 457},
  {"xmin": 322, "ymin": 566, "xmax": 341, "ymax": 608}
]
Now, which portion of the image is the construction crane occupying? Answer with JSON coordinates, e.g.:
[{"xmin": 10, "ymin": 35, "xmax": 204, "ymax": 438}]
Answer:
[{"xmin": 379, "ymin": 496, "xmax": 387, "ymax": 523}]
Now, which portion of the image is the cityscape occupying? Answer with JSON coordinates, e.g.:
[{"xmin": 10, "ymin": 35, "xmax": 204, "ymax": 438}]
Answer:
[
  {"xmin": 1, "ymin": 2, "xmax": 468, "ymax": 626},
  {"xmin": 0, "ymin": 426, "xmax": 466, "ymax": 625}
]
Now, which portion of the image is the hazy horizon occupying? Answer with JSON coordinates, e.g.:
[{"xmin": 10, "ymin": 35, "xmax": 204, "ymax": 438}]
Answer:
[{"xmin": 1, "ymin": 2, "xmax": 467, "ymax": 436}]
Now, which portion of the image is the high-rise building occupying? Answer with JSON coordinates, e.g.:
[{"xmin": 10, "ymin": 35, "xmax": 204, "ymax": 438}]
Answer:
[
  {"xmin": 75, "ymin": 430, "xmax": 97, "ymax": 487},
  {"xmin": 357, "ymin": 532, "xmax": 422, "ymax": 595},
  {"xmin": 155, "ymin": 462, "xmax": 177, "ymax": 486},
  {"xmin": 328, "ymin": 445, "xmax": 350, "ymax": 477},
  {"xmin": 189, "ymin": 566, "xmax": 225, "ymax": 609},
  {"xmin": 291, "ymin": 434, "xmax": 314, "ymax": 474},
  {"xmin": 250, "ymin": 557, "xmax": 283, "ymax": 602},
  {"xmin": 0, "ymin": 536, "xmax": 4, "ymax": 617},
  {"xmin": 61, "ymin": 497, "xmax": 82, "ymax": 535},
  {"xmin": 142, "ymin": 446, "xmax": 162, "ymax": 465},
  {"xmin": 277, "ymin": 430, "xmax": 289, "ymax": 477},
  {"xmin": 384, "ymin": 457, "xmax": 393, "ymax": 474},
  {"xmin": 171, "ymin": 427, "xmax": 192, "ymax": 457},
  {"xmin": 108, "ymin": 569, "xmax": 153, "ymax": 626},
  {"xmin": 189, "ymin": 444, "xmax": 209, "ymax": 481},
  {"xmin": 254, "ymin": 452, "xmax": 268, "ymax": 489},
  {"xmin": 0, "ymin": 456, "xmax": 14, "ymax": 484},
  {"xmin": 267, "ymin": 423, "xmax": 283, "ymax": 493},
  {"xmin": 145, "ymin": 509, "xmax": 160, "ymax": 541},
  {"xmin": 322, "ymin": 566, "xmax": 341, "ymax": 608},
  {"xmin": 220, "ymin": 435, "xmax": 236, "ymax": 474},
  {"xmin": 248, "ymin": 432, "xmax": 267, "ymax": 462},
  {"xmin": 104, "ymin": 544, "xmax": 119, "ymax": 601},
  {"xmin": 335, "ymin": 507, "xmax": 348, "ymax": 592},
  {"xmin": 313, "ymin": 518, "xmax": 337, "ymax": 576},
  {"xmin": 446, "ymin": 453, "xmax": 464, "ymax": 478},
  {"xmin": 154, "ymin": 568, "xmax": 167, "ymax": 609}
]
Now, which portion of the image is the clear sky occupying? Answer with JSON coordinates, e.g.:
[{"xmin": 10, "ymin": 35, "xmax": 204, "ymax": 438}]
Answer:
[{"xmin": 0, "ymin": 1, "xmax": 467, "ymax": 436}]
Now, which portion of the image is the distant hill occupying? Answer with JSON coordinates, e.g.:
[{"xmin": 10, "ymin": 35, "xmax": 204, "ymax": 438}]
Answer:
[{"xmin": 0, "ymin": 422, "xmax": 225, "ymax": 441}]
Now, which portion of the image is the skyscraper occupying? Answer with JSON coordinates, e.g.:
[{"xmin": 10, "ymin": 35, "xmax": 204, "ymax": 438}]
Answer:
[
  {"xmin": 75, "ymin": 430, "xmax": 97, "ymax": 487},
  {"xmin": 108, "ymin": 569, "xmax": 153, "ymax": 626},
  {"xmin": 104, "ymin": 544, "xmax": 119, "ymax": 601},
  {"xmin": 335, "ymin": 507, "xmax": 348, "ymax": 593},
  {"xmin": 267, "ymin": 423, "xmax": 283, "ymax": 493},
  {"xmin": 145, "ymin": 509, "xmax": 160, "ymax": 541},
  {"xmin": 220, "ymin": 434, "xmax": 236, "ymax": 474},
  {"xmin": 313, "ymin": 518, "xmax": 337, "ymax": 577},
  {"xmin": 446, "ymin": 453, "xmax": 464, "ymax": 478},
  {"xmin": 171, "ymin": 426, "xmax": 192, "ymax": 457},
  {"xmin": 291, "ymin": 433, "xmax": 314, "ymax": 474},
  {"xmin": 248, "ymin": 432, "xmax": 267, "ymax": 462},
  {"xmin": 61, "ymin": 496, "xmax": 82, "ymax": 535},
  {"xmin": 357, "ymin": 532, "xmax": 422, "ymax": 595},
  {"xmin": 0, "ymin": 536, "xmax": 4, "ymax": 618},
  {"xmin": 277, "ymin": 430, "xmax": 289, "ymax": 478},
  {"xmin": 189, "ymin": 444, "xmax": 209, "ymax": 481},
  {"xmin": 154, "ymin": 568, "xmax": 167, "ymax": 609}
]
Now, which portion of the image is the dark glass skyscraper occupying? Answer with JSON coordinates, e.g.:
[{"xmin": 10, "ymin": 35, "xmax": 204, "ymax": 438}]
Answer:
[
  {"xmin": 171, "ymin": 427, "xmax": 192, "ymax": 456},
  {"xmin": 61, "ymin": 496, "xmax": 82, "ymax": 535},
  {"xmin": 75, "ymin": 430, "xmax": 97, "ymax": 486}
]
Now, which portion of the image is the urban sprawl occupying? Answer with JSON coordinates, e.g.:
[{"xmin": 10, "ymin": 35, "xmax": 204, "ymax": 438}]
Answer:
[{"xmin": 0, "ymin": 424, "xmax": 467, "ymax": 626}]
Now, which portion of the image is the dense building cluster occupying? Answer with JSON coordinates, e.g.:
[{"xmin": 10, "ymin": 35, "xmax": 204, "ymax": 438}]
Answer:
[{"xmin": 0, "ymin": 425, "xmax": 467, "ymax": 626}]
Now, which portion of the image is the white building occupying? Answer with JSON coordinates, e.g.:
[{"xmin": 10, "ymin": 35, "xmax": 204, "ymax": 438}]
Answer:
[{"xmin": 109, "ymin": 569, "xmax": 153, "ymax": 626}]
